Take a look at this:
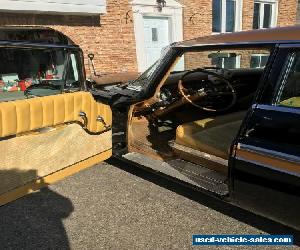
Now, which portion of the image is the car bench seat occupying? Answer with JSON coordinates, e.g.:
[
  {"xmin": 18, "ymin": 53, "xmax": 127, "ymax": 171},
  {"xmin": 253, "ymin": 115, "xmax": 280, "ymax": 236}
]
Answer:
[{"xmin": 175, "ymin": 111, "xmax": 247, "ymax": 160}]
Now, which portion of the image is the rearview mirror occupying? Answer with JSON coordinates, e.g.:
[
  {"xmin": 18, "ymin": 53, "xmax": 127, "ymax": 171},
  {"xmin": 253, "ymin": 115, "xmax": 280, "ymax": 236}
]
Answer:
[{"xmin": 208, "ymin": 52, "xmax": 238, "ymax": 59}]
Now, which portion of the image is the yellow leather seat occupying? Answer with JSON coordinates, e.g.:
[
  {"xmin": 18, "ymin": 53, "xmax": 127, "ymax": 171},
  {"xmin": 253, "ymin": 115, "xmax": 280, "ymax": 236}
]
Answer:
[
  {"xmin": 176, "ymin": 111, "xmax": 246, "ymax": 159},
  {"xmin": 280, "ymin": 97, "xmax": 300, "ymax": 108}
]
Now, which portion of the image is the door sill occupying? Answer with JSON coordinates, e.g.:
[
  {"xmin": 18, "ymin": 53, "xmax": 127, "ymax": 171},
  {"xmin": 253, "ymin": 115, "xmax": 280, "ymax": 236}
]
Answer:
[
  {"xmin": 169, "ymin": 141, "xmax": 228, "ymax": 174},
  {"xmin": 120, "ymin": 152, "xmax": 229, "ymax": 197}
]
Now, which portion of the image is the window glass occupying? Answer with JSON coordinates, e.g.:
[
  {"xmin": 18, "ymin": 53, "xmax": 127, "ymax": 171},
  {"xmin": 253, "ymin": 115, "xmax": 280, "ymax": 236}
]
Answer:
[
  {"xmin": 129, "ymin": 47, "xmax": 271, "ymax": 91},
  {"xmin": 253, "ymin": 1, "xmax": 275, "ymax": 29},
  {"xmin": 250, "ymin": 54, "xmax": 269, "ymax": 68},
  {"xmin": 275, "ymin": 52, "xmax": 300, "ymax": 108},
  {"xmin": 224, "ymin": 56, "xmax": 238, "ymax": 68},
  {"xmin": 226, "ymin": 0, "xmax": 236, "ymax": 32},
  {"xmin": 152, "ymin": 28, "xmax": 158, "ymax": 42},
  {"xmin": 263, "ymin": 4, "xmax": 272, "ymax": 28},
  {"xmin": 65, "ymin": 53, "xmax": 80, "ymax": 89},
  {"xmin": 172, "ymin": 48, "xmax": 270, "ymax": 72},
  {"xmin": 211, "ymin": 56, "xmax": 238, "ymax": 69},
  {"xmin": 253, "ymin": 3, "xmax": 260, "ymax": 29},
  {"xmin": 260, "ymin": 54, "xmax": 269, "ymax": 67},
  {"xmin": 0, "ymin": 47, "xmax": 79, "ymax": 102},
  {"xmin": 212, "ymin": 0, "xmax": 222, "ymax": 33},
  {"xmin": 213, "ymin": 0, "xmax": 239, "ymax": 33}
]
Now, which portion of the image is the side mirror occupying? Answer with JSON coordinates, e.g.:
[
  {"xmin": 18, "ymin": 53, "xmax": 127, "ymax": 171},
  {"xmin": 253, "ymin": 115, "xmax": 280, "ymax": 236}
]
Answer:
[
  {"xmin": 88, "ymin": 53, "xmax": 95, "ymax": 61},
  {"xmin": 87, "ymin": 53, "xmax": 100, "ymax": 77}
]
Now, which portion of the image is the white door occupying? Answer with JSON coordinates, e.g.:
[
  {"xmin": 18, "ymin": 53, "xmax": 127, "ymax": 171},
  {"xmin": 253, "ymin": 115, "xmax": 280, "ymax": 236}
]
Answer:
[{"xmin": 143, "ymin": 16, "xmax": 170, "ymax": 70}]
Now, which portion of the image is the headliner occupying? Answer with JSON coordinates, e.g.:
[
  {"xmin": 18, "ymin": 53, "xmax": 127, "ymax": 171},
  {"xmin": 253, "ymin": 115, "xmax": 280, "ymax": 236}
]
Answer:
[{"xmin": 177, "ymin": 26, "xmax": 300, "ymax": 47}]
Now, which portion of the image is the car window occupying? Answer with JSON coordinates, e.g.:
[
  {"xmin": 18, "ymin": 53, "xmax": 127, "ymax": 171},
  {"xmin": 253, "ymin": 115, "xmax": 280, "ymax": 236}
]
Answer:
[
  {"xmin": 275, "ymin": 51, "xmax": 300, "ymax": 108},
  {"xmin": 171, "ymin": 48, "xmax": 270, "ymax": 72},
  {"xmin": 65, "ymin": 53, "xmax": 80, "ymax": 89},
  {"xmin": 0, "ymin": 47, "xmax": 78, "ymax": 102}
]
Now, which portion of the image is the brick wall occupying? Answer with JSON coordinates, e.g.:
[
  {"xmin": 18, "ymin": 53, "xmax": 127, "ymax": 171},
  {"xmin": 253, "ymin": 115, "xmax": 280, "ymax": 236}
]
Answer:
[
  {"xmin": 0, "ymin": 0, "xmax": 297, "ymax": 74},
  {"xmin": 54, "ymin": 0, "xmax": 138, "ymax": 75},
  {"xmin": 297, "ymin": 0, "xmax": 300, "ymax": 23},
  {"xmin": 242, "ymin": 0, "xmax": 255, "ymax": 30},
  {"xmin": 277, "ymin": 0, "xmax": 298, "ymax": 27},
  {"xmin": 178, "ymin": 0, "xmax": 212, "ymax": 40},
  {"xmin": 0, "ymin": 0, "xmax": 138, "ymax": 75}
]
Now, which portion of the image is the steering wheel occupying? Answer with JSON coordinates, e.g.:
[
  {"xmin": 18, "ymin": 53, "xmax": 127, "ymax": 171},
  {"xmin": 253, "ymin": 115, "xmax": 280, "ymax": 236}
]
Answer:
[{"xmin": 178, "ymin": 67, "xmax": 237, "ymax": 112}]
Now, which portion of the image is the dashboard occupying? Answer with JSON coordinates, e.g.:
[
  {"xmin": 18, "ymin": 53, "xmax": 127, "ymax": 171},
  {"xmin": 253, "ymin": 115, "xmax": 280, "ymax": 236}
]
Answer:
[{"xmin": 153, "ymin": 68, "xmax": 264, "ymax": 112}]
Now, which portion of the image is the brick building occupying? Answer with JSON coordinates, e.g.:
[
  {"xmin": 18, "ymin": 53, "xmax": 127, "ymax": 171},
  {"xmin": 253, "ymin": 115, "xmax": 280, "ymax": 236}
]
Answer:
[{"xmin": 0, "ymin": 0, "xmax": 297, "ymax": 74}]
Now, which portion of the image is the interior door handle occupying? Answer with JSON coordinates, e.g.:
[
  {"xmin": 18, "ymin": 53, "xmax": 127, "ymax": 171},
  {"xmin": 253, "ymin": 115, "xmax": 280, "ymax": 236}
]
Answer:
[
  {"xmin": 96, "ymin": 116, "xmax": 111, "ymax": 130},
  {"xmin": 79, "ymin": 111, "xmax": 88, "ymax": 128}
]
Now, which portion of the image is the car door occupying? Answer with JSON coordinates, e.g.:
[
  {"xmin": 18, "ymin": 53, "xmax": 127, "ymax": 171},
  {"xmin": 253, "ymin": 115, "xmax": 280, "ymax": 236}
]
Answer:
[
  {"xmin": 230, "ymin": 44, "xmax": 300, "ymax": 229},
  {"xmin": 0, "ymin": 48, "xmax": 112, "ymax": 206}
]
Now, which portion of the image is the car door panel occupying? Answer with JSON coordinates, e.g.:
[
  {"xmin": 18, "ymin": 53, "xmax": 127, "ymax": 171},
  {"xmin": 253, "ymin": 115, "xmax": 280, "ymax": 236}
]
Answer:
[
  {"xmin": 231, "ymin": 46, "xmax": 300, "ymax": 229},
  {"xmin": 0, "ymin": 91, "xmax": 112, "ymax": 204},
  {"xmin": 0, "ymin": 91, "xmax": 112, "ymax": 137}
]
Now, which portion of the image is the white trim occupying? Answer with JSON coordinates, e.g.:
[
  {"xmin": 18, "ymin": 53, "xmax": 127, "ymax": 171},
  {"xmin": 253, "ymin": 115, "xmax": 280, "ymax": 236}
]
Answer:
[
  {"xmin": 236, "ymin": 55, "xmax": 241, "ymax": 68},
  {"xmin": 131, "ymin": 0, "xmax": 183, "ymax": 72},
  {"xmin": 0, "ymin": 0, "xmax": 106, "ymax": 15}
]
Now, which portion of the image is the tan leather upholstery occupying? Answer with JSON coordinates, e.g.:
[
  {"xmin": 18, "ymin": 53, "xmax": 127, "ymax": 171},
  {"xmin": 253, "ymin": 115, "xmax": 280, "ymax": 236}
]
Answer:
[
  {"xmin": 0, "ymin": 91, "xmax": 112, "ymax": 138},
  {"xmin": 280, "ymin": 97, "xmax": 300, "ymax": 108},
  {"xmin": 176, "ymin": 111, "xmax": 246, "ymax": 159},
  {"xmin": 0, "ymin": 124, "xmax": 112, "ymax": 195}
]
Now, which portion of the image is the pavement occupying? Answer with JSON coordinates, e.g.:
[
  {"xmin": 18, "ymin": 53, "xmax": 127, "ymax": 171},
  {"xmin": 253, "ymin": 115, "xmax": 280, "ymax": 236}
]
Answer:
[{"xmin": 0, "ymin": 159, "xmax": 299, "ymax": 250}]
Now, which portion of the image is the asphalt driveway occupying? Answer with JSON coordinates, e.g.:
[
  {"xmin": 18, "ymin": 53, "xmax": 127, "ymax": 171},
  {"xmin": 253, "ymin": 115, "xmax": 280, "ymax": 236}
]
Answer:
[{"xmin": 0, "ymin": 159, "xmax": 299, "ymax": 250}]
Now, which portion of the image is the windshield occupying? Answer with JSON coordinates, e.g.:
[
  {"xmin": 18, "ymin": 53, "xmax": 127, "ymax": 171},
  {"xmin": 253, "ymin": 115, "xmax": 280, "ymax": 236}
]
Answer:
[
  {"xmin": 0, "ymin": 47, "xmax": 80, "ymax": 102},
  {"xmin": 127, "ymin": 45, "xmax": 172, "ymax": 91},
  {"xmin": 171, "ymin": 48, "xmax": 270, "ymax": 72},
  {"xmin": 126, "ymin": 46, "xmax": 271, "ymax": 95},
  {"xmin": 128, "ymin": 60, "xmax": 160, "ymax": 91}
]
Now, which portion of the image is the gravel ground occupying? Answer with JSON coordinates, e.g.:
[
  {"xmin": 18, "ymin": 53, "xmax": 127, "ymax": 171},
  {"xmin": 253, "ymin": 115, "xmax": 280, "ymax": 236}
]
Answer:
[{"xmin": 0, "ymin": 159, "xmax": 299, "ymax": 250}]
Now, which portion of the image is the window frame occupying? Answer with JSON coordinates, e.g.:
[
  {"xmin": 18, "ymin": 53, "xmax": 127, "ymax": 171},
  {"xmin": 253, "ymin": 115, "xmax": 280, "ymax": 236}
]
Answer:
[
  {"xmin": 272, "ymin": 51, "xmax": 300, "ymax": 106},
  {"xmin": 212, "ymin": 0, "xmax": 243, "ymax": 34},
  {"xmin": 253, "ymin": 0, "xmax": 278, "ymax": 30},
  {"xmin": 250, "ymin": 53, "xmax": 270, "ymax": 68}
]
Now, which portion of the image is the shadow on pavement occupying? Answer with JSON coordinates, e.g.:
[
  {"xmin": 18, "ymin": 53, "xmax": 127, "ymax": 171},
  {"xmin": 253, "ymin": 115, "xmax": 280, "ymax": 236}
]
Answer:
[
  {"xmin": 108, "ymin": 157, "xmax": 300, "ymax": 246},
  {"xmin": 0, "ymin": 169, "xmax": 73, "ymax": 250}
]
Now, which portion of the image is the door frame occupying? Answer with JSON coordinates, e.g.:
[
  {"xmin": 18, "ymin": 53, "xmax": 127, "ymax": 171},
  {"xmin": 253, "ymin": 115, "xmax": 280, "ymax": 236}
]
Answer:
[
  {"xmin": 228, "ymin": 44, "xmax": 300, "ymax": 228},
  {"xmin": 131, "ymin": 0, "xmax": 183, "ymax": 72}
]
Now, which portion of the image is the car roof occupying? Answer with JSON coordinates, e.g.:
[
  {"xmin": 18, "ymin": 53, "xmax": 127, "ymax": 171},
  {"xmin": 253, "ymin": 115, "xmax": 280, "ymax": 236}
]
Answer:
[
  {"xmin": 0, "ymin": 26, "xmax": 76, "ymax": 46},
  {"xmin": 176, "ymin": 26, "xmax": 300, "ymax": 47}
]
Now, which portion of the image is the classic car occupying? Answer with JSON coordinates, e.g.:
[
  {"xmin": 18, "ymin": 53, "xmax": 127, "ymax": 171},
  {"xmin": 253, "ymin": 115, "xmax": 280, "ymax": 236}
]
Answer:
[{"xmin": 0, "ymin": 26, "xmax": 299, "ymax": 230}]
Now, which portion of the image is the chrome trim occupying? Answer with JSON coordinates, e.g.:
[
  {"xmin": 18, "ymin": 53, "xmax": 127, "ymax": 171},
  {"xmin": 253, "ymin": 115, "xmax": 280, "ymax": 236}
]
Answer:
[
  {"xmin": 176, "ymin": 40, "xmax": 300, "ymax": 49},
  {"xmin": 96, "ymin": 115, "xmax": 111, "ymax": 130},
  {"xmin": 279, "ymin": 43, "xmax": 300, "ymax": 49},
  {"xmin": 79, "ymin": 111, "xmax": 88, "ymax": 129},
  {"xmin": 238, "ymin": 143, "xmax": 300, "ymax": 165},
  {"xmin": 177, "ymin": 41, "xmax": 273, "ymax": 48},
  {"xmin": 236, "ymin": 155, "xmax": 300, "ymax": 178},
  {"xmin": 256, "ymin": 104, "xmax": 300, "ymax": 115},
  {"xmin": 169, "ymin": 141, "xmax": 228, "ymax": 166}
]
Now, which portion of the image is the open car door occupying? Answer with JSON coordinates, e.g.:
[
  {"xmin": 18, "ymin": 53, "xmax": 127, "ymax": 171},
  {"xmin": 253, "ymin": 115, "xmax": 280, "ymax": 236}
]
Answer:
[{"xmin": 0, "ymin": 91, "xmax": 112, "ymax": 205}]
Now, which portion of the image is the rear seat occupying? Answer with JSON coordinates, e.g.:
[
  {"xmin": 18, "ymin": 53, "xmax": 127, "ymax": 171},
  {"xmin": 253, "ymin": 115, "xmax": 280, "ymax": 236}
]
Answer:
[{"xmin": 175, "ymin": 111, "xmax": 247, "ymax": 159}]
